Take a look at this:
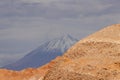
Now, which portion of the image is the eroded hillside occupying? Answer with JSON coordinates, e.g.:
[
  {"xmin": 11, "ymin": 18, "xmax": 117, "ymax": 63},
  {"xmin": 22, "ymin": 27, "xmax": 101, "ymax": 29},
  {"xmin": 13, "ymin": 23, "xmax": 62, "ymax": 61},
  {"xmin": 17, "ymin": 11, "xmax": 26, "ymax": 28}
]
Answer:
[{"xmin": 44, "ymin": 24, "xmax": 120, "ymax": 80}]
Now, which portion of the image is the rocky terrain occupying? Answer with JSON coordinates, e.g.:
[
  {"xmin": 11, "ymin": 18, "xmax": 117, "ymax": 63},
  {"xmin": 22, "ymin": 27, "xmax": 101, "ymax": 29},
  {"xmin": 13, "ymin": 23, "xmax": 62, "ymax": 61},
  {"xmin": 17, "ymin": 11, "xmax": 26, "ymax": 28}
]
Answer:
[
  {"xmin": 0, "ymin": 24, "xmax": 120, "ymax": 80},
  {"xmin": 44, "ymin": 24, "xmax": 120, "ymax": 80}
]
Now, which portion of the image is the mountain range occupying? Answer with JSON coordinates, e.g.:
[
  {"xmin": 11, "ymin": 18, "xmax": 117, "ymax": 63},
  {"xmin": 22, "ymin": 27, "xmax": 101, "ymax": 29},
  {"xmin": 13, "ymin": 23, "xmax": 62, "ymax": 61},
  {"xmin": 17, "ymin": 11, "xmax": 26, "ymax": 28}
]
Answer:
[{"xmin": 3, "ymin": 35, "xmax": 78, "ymax": 70}]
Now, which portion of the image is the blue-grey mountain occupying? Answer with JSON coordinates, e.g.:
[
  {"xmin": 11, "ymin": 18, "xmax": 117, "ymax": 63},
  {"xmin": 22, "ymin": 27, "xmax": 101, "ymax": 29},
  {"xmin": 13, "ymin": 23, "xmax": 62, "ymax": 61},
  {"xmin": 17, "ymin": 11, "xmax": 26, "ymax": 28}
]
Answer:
[{"xmin": 3, "ymin": 35, "xmax": 78, "ymax": 70}]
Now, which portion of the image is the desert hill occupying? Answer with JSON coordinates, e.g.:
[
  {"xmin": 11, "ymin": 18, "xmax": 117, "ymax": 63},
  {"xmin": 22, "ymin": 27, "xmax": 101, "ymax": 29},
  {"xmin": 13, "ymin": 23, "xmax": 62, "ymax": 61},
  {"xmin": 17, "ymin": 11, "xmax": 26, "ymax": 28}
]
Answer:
[{"xmin": 44, "ymin": 24, "xmax": 120, "ymax": 80}]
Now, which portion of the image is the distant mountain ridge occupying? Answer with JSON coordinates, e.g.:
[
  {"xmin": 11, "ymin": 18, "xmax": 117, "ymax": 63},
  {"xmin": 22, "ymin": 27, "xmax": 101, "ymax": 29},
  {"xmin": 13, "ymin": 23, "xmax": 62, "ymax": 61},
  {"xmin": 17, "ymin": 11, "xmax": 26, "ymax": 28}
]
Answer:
[{"xmin": 3, "ymin": 35, "xmax": 78, "ymax": 70}]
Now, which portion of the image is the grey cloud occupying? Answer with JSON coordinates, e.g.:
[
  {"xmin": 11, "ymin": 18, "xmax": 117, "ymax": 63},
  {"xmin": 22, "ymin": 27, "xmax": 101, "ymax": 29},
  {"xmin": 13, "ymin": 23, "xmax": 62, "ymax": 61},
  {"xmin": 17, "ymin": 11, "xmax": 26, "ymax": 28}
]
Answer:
[
  {"xmin": 0, "ymin": 0, "xmax": 119, "ymax": 20},
  {"xmin": 100, "ymin": 0, "xmax": 120, "ymax": 4},
  {"xmin": 0, "ymin": 39, "xmax": 33, "ymax": 54},
  {"xmin": 0, "ymin": 0, "xmax": 115, "ymax": 19},
  {"xmin": 0, "ymin": 24, "xmax": 9, "ymax": 30}
]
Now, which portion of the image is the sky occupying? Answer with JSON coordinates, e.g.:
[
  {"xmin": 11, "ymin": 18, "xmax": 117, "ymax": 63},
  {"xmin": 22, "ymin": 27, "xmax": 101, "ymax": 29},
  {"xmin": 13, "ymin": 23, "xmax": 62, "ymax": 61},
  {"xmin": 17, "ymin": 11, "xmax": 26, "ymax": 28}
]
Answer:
[{"xmin": 0, "ymin": 0, "xmax": 120, "ymax": 67}]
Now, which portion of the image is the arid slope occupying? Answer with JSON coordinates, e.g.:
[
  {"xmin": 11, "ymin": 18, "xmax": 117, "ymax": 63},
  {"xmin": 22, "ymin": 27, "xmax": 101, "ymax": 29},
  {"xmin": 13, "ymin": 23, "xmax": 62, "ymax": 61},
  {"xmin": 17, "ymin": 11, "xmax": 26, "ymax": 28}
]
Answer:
[{"xmin": 44, "ymin": 24, "xmax": 120, "ymax": 80}]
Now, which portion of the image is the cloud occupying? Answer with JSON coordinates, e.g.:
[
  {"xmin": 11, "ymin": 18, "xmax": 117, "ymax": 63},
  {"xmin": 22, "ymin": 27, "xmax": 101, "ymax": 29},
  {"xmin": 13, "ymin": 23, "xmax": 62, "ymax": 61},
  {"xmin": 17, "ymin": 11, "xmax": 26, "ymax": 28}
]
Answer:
[
  {"xmin": 0, "ymin": 0, "xmax": 108, "ymax": 25},
  {"xmin": 0, "ymin": 0, "xmax": 120, "ymax": 40},
  {"xmin": 0, "ymin": 0, "xmax": 114, "ymax": 19},
  {"xmin": 21, "ymin": 0, "xmax": 58, "ymax": 3}
]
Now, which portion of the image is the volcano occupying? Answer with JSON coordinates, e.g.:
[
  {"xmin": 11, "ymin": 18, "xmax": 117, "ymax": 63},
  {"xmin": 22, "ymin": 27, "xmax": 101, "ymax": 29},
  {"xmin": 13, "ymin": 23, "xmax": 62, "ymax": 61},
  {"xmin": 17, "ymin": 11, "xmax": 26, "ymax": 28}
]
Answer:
[{"xmin": 3, "ymin": 35, "xmax": 78, "ymax": 70}]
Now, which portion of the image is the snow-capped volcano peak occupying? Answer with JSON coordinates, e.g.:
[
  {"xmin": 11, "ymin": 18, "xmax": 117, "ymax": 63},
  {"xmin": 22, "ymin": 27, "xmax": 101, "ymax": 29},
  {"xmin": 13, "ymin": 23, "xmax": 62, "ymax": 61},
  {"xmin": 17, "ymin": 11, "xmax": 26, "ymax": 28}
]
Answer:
[
  {"xmin": 41, "ymin": 34, "xmax": 78, "ymax": 53},
  {"xmin": 3, "ymin": 35, "xmax": 78, "ymax": 70}
]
